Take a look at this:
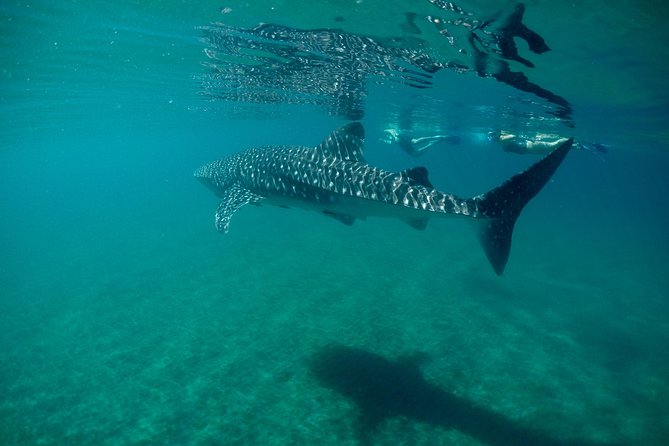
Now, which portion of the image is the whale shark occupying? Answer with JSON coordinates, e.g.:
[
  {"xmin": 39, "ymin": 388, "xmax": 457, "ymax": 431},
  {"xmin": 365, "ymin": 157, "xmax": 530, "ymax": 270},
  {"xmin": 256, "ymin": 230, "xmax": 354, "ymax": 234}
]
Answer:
[{"xmin": 194, "ymin": 122, "xmax": 572, "ymax": 274}]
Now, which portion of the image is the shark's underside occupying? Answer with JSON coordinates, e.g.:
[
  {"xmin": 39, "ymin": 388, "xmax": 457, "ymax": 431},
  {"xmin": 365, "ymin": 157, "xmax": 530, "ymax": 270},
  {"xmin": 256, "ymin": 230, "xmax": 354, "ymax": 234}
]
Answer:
[{"xmin": 195, "ymin": 122, "xmax": 572, "ymax": 274}]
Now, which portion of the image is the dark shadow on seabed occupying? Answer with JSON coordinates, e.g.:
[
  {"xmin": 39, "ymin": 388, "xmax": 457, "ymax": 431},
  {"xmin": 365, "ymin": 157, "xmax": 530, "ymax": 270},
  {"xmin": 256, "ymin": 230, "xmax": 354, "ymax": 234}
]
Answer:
[{"xmin": 309, "ymin": 345, "xmax": 622, "ymax": 446}]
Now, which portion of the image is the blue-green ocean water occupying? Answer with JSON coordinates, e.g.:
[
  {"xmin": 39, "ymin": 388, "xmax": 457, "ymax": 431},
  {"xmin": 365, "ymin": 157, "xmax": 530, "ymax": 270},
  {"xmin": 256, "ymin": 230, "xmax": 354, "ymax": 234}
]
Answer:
[{"xmin": 1, "ymin": 1, "xmax": 668, "ymax": 445}]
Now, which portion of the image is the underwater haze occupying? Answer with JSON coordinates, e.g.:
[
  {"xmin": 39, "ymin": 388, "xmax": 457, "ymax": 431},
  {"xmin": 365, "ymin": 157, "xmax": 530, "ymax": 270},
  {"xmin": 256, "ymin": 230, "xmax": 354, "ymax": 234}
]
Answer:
[{"xmin": 1, "ymin": 1, "xmax": 668, "ymax": 445}]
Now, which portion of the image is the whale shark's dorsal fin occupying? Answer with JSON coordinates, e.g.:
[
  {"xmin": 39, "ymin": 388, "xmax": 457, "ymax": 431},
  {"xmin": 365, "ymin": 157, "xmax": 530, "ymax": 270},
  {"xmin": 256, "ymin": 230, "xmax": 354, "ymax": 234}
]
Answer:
[
  {"xmin": 315, "ymin": 122, "xmax": 366, "ymax": 162},
  {"xmin": 215, "ymin": 184, "xmax": 263, "ymax": 233}
]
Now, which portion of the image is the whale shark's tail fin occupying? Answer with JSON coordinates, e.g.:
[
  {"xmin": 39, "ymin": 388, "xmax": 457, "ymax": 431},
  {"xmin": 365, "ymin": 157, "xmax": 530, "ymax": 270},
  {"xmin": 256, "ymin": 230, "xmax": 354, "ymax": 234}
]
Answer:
[{"xmin": 474, "ymin": 139, "xmax": 573, "ymax": 274}]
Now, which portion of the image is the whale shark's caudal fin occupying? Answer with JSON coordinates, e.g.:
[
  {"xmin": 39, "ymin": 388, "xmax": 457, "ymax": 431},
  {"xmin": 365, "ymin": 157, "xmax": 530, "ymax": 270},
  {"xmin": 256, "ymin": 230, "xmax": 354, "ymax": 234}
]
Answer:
[{"xmin": 474, "ymin": 139, "xmax": 573, "ymax": 274}]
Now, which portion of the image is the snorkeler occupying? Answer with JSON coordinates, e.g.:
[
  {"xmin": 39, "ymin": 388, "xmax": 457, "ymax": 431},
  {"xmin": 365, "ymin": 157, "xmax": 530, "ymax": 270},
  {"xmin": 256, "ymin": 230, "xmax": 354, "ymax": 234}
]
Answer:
[
  {"xmin": 488, "ymin": 130, "xmax": 608, "ymax": 155},
  {"xmin": 382, "ymin": 106, "xmax": 461, "ymax": 156},
  {"xmin": 383, "ymin": 128, "xmax": 461, "ymax": 157}
]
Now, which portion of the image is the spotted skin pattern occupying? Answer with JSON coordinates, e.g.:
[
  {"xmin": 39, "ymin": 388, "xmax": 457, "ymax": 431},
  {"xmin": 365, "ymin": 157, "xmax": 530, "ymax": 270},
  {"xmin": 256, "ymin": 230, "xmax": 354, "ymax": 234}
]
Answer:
[
  {"xmin": 195, "ymin": 122, "xmax": 572, "ymax": 274},
  {"xmin": 194, "ymin": 123, "xmax": 480, "ymax": 230}
]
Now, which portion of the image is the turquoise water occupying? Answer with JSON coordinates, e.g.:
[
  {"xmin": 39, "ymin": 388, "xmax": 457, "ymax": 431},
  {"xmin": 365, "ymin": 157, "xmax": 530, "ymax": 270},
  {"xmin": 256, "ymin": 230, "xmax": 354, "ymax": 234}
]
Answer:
[{"xmin": 1, "ymin": 1, "xmax": 668, "ymax": 445}]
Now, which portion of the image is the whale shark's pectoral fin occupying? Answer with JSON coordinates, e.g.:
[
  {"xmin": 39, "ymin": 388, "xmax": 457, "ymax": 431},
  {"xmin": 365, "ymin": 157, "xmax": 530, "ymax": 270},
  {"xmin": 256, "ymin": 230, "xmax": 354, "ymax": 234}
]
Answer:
[{"xmin": 215, "ymin": 184, "xmax": 263, "ymax": 233}]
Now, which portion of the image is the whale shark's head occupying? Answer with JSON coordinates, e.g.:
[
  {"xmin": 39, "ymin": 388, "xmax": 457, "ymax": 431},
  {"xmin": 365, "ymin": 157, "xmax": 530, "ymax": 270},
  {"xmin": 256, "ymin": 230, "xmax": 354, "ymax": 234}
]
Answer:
[{"xmin": 194, "ymin": 160, "xmax": 232, "ymax": 197}]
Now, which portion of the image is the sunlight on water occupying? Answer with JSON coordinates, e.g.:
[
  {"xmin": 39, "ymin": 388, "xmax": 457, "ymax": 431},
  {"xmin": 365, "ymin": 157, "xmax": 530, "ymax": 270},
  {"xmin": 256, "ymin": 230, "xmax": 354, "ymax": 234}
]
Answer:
[{"xmin": 1, "ymin": 1, "xmax": 668, "ymax": 445}]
